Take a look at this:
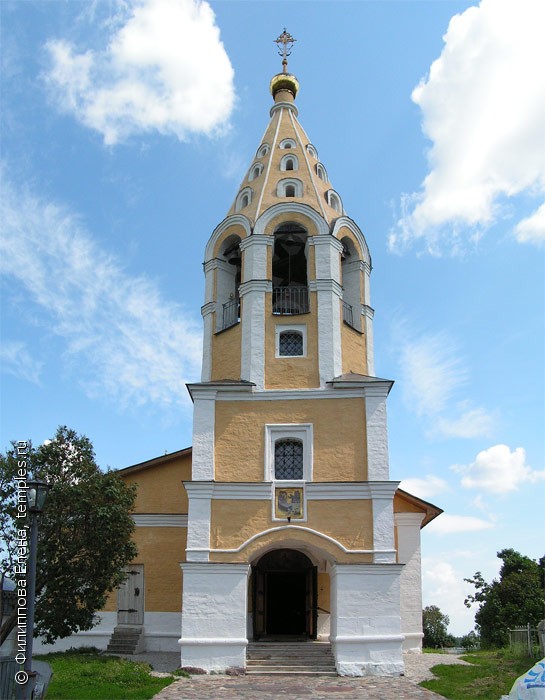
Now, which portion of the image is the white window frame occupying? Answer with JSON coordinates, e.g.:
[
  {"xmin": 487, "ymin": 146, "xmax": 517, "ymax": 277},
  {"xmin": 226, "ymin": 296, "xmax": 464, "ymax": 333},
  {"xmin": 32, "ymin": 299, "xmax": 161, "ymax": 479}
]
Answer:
[
  {"xmin": 256, "ymin": 143, "xmax": 270, "ymax": 158},
  {"xmin": 277, "ymin": 178, "xmax": 303, "ymax": 197},
  {"xmin": 235, "ymin": 186, "xmax": 253, "ymax": 212},
  {"xmin": 326, "ymin": 189, "xmax": 342, "ymax": 213},
  {"xmin": 306, "ymin": 143, "xmax": 318, "ymax": 159},
  {"xmin": 265, "ymin": 424, "xmax": 313, "ymax": 483},
  {"xmin": 280, "ymin": 154, "xmax": 299, "ymax": 172},
  {"xmin": 279, "ymin": 138, "xmax": 296, "ymax": 149},
  {"xmin": 316, "ymin": 163, "xmax": 328, "ymax": 181},
  {"xmin": 249, "ymin": 163, "xmax": 263, "ymax": 181},
  {"xmin": 275, "ymin": 324, "xmax": 307, "ymax": 358}
]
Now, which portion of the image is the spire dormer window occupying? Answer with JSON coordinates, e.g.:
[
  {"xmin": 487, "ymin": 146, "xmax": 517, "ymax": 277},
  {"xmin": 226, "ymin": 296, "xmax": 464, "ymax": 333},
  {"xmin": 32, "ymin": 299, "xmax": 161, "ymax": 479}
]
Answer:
[
  {"xmin": 280, "ymin": 154, "xmax": 298, "ymax": 172},
  {"xmin": 316, "ymin": 163, "xmax": 328, "ymax": 181},
  {"xmin": 236, "ymin": 187, "xmax": 253, "ymax": 212},
  {"xmin": 306, "ymin": 144, "xmax": 318, "ymax": 159},
  {"xmin": 279, "ymin": 138, "xmax": 296, "ymax": 149},
  {"xmin": 249, "ymin": 163, "xmax": 264, "ymax": 181},
  {"xmin": 277, "ymin": 178, "xmax": 303, "ymax": 198},
  {"xmin": 257, "ymin": 143, "xmax": 270, "ymax": 158},
  {"xmin": 326, "ymin": 189, "xmax": 342, "ymax": 213}
]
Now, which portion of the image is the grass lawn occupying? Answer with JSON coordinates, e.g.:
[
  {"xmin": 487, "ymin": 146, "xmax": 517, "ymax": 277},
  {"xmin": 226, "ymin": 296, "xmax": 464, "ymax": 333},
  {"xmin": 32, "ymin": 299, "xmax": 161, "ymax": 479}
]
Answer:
[
  {"xmin": 36, "ymin": 651, "xmax": 178, "ymax": 700},
  {"xmin": 420, "ymin": 649, "xmax": 542, "ymax": 700}
]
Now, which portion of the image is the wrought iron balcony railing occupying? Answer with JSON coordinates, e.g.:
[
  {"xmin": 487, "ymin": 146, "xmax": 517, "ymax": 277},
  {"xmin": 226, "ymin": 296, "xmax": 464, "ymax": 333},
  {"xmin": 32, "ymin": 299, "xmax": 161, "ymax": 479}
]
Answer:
[
  {"xmin": 222, "ymin": 298, "xmax": 240, "ymax": 330},
  {"xmin": 272, "ymin": 286, "xmax": 310, "ymax": 315}
]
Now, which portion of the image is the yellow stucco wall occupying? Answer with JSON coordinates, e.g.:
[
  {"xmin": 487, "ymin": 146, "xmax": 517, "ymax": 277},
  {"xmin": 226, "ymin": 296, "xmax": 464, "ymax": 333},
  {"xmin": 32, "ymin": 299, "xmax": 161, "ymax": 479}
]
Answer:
[
  {"xmin": 318, "ymin": 572, "xmax": 330, "ymax": 612},
  {"xmin": 341, "ymin": 320, "xmax": 367, "ymax": 375},
  {"xmin": 211, "ymin": 321, "xmax": 242, "ymax": 380},
  {"xmin": 209, "ymin": 499, "xmax": 373, "ymax": 555},
  {"xmin": 214, "ymin": 397, "xmax": 367, "ymax": 482},
  {"xmin": 394, "ymin": 494, "xmax": 425, "ymax": 514},
  {"xmin": 102, "ymin": 526, "xmax": 186, "ymax": 613},
  {"xmin": 265, "ymin": 293, "xmax": 320, "ymax": 389},
  {"xmin": 120, "ymin": 454, "xmax": 191, "ymax": 514}
]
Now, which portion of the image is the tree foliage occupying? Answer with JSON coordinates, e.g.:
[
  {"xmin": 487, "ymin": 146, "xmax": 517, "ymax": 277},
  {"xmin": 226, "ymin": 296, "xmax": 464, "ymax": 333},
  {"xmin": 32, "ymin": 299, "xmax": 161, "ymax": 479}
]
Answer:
[
  {"xmin": 464, "ymin": 548, "xmax": 545, "ymax": 648},
  {"xmin": 0, "ymin": 426, "xmax": 137, "ymax": 645},
  {"xmin": 423, "ymin": 605, "xmax": 453, "ymax": 648}
]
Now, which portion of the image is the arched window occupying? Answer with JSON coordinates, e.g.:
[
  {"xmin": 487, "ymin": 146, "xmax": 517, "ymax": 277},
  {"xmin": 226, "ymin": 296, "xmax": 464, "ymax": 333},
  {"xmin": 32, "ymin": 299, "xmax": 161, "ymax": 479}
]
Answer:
[
  {"xmin": 275, "ymin": 439, "xmax": 304, "ymax": 480},
  {"xmin": 280, "ymin": 154, "xmax": 298, "ymax": 172},
  {"xmin": 256, "ymin": 144, "xmax": 270, "ymax": 158},
  {"xmin": 279, "ymin": 138, "xmax": 296, "ymax": 149},
  {"xmin": 316, "ymin": 163, "xmax": 327, "ymax": 181},
  {"xmin": 326, "ymin": 190, "xmax": 342, "ymax": 213},
  {"xmin": 216, "ymin": 234, "xmax": 242, "ymax": 331},
  {"xmin": 340, "ymin": 235, "xmax": 362, "ymax": 332},
  {"xmin": 277, "ymin": 178, "xmax": 303, "ymax": 198},
  {"xmin": 249, "ymin": 163, "xmax": 263, "ymax": 181},
  {"xmin": 272, "ymin": 223, "xmax": 309, "ymax": 315},
  {"xmin": 235, "ymin": 187, "xmax": 252, "ymax": 212},
  {"xmin": 306, "ymin": 144, "xmax": 318, "ymax": 159},
  {"xmin": 278, "ymin": 330, "xmax": 304, "ymax": 356}
]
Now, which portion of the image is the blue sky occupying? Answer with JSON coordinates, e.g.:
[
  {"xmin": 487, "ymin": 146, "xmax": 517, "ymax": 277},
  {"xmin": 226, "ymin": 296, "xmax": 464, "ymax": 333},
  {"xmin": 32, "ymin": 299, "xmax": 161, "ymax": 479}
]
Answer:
[{"xmin": 1, "ymin": 0, "xmax": 543, "ymax": 636}]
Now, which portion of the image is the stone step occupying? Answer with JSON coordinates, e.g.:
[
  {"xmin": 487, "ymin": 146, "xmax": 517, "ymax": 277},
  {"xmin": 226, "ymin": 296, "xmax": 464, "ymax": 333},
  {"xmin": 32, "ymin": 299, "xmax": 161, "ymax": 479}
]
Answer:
[{"xmin": 246, "ymin": 641, "xmax": 336, "ymax": 676}]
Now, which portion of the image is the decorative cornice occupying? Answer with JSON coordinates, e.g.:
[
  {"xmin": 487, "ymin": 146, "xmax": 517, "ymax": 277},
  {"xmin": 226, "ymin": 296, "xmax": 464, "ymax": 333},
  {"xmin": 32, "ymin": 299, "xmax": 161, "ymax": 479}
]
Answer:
[
  {"xmin": 270, "ymin": 101, "xmax": 298, "ymax": 117},
  {"xmin": 312, "ymin": 235, "xmax": 344, "ymax": 253},
  {"xmin": 203, "ymin": 258, "xmax": 232, "ymax": 274},
  {"xmin": 239, "ymin": 235, "xmax": 274, "ymax": 251},
  {"xmin": 238, "ymin": 279, "xmax": 272, "ymax": 295},
  {"xmin": 394, "ymin": 512, "xmax": 425, "ymax": 527},
  {"xmin": 180, "ymin": 563, "xmax": 251, "ymax": 575},
  {"xmin": 201, "ymin": 301, "xmax": 216, "ymax": 317},
  {"xmin": 309, "ymin": 279, "xmax": 343, "ymax": 296},
  {"xmin": 361, "ymin": 304, "xmax": 375, "ymax": 319}
]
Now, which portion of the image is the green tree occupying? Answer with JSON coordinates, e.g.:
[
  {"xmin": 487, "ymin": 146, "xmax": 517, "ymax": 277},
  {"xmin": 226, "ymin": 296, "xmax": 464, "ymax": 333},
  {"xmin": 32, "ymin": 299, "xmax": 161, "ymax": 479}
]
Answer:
[
  {"xmin": 423, "ymin": 605, "xmax": 452, "ymax": 648},
  {"xmin": 460, "ymin": 630, "xmax": 480, "ymax": 651},
  {"xmin": 464, "ymin": 548, "xmax": 545, "ymax": 648},
  {"xmin": 0, "ymin": 426, "xmax": 137, "ymax": 645}
]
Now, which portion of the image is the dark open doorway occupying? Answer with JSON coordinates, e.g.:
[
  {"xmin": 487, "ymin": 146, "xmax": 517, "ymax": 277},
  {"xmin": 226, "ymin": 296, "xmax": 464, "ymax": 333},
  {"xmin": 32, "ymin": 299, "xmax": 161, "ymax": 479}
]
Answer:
[{"xmin": 253, "ymin": 549, "xmax": 317, "ymax": 639}]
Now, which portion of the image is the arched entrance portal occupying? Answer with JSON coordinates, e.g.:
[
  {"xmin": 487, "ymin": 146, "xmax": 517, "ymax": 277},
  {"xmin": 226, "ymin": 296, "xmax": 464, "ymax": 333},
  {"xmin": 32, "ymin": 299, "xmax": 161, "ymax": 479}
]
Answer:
[{"xmin": 253, "ymin": 549, "xmax": 317, "ymax": 639}]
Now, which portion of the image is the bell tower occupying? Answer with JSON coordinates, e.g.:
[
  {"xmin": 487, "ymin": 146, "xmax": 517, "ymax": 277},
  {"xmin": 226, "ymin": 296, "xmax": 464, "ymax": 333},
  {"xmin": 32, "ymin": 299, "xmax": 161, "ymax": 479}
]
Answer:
[{"xmin": 180, "ymin": 32, "xmax": 427, "ymax": 677}]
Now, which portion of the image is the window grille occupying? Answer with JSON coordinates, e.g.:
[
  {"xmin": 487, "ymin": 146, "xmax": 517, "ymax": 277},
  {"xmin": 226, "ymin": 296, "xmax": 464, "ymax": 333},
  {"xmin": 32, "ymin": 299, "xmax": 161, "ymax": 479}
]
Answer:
[
  {"xmin": 275, "ymin": 439, "xmax": 304, "ymax": 480},
  {"xmin": 279, "ymin": 331, "xmax": 303, "ymax": 356}
]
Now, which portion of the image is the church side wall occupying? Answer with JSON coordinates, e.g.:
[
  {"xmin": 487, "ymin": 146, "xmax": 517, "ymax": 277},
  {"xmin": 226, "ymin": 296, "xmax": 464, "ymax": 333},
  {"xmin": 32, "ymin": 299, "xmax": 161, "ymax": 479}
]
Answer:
[{"xmin": 341, "ymin": 320, "xmax": 367, "ymax": 375}]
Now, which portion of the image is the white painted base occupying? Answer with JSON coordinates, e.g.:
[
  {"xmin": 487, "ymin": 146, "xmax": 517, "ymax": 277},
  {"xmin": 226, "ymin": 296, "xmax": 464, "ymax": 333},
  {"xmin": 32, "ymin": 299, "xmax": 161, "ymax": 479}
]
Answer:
[
  {"xmin": 180, "ymin": 563, "xmax": 250, "ymax": 671},
  {"xmin": 402, "ymin": 631, "xmax": 424, "ymax": 653},
  {"xmin": 317, "ymin": 612, "xmax": 330, "ymax": 640},
  {"xmin": 331, "ymin": 564, "xmax": 404, "ymax": 677}
]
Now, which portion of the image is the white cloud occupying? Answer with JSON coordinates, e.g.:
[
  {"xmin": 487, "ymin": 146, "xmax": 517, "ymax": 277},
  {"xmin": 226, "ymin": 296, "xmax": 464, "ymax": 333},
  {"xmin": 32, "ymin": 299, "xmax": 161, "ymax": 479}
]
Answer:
[
  {"xmin": 400, "ymin": 475, "xmax": 449, "ymax": 500},
  {"xmin": 435, "ymin": 406, "xmax": 495, "ymax": 439},
  {"xmin": 390, "ymin": 0, "xmax": 545, "ymax": 253},
  {"xmin": 45, "ymin": 0, "xmax": 235, "ymax": 145},
  {"xmin": 422, "ymin": 559, "xmax": 477, "ymax": 635},
  {"xmin": 452, "ymin": 444, "xmax": 545, "ymax": 494},
  {"xmin": 0, "ymin": 341, "xmax": 43, "ymax": 385},
  {"xmin": 0, "ymin": 171, "xmax": 202, "ymax": 410},
  {"xmin": 393, "ymin": 321, "xmax": 494, "ymax": 438},
  {"xmin": 426, "ymin": 514, "xmax": 494, "ymax": 535},
  {"xmin": 397, "ymin": 329, "xmax": 467, "ymax": 417}
]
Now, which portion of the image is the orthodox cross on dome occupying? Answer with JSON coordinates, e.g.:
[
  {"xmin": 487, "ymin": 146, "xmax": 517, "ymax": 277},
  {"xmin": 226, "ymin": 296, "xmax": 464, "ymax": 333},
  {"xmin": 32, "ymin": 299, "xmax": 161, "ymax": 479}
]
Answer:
[{"xmin": 274, "ymin": 28, "xmax": 296, "ymax": 74}]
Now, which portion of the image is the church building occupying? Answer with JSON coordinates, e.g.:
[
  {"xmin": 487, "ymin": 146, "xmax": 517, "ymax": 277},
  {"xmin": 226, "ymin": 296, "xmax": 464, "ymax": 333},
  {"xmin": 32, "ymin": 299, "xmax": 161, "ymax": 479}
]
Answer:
[{"xmin": 38, "ymin": 32, "xmax": 442, "ymax": 677}]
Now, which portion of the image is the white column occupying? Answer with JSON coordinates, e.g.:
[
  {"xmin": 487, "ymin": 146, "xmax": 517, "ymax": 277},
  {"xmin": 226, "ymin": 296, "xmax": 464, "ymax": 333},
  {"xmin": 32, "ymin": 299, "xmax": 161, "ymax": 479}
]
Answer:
[
  {"xmin": 362, "ymin": 261, "xmax": 375, "ymax": 375},
  {"xmin": 365, "ymin": 386, "xmax": 390, "ymax": 480},
  {"xmin": 395, "ymin": 512, "xmax": 425, "ymax": 652},
  {"xmin": 330, "ymin": 563, "xmax": 404, "ymax": 676},
  {"xmin": 180, "ymin": 563, "xmax": 250, "ymax": 672}
]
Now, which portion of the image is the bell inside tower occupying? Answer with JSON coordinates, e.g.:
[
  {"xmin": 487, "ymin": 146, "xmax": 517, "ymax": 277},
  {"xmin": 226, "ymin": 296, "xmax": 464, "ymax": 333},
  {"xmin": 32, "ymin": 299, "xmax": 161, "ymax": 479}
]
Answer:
[{"xmin": 272, "ymin": 223, "xmax": 309, "ymax": 315}]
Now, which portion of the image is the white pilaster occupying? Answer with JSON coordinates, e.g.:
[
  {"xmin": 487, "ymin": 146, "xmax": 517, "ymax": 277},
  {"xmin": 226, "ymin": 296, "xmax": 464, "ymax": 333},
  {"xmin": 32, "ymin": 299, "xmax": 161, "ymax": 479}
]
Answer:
[
  {"xmin": 200, "ymin": 301, "xmax": 215, "ymax": 382},
  {"xmin": 362, "ymin": 304, "xmax": 375, "ymax": 376},
  {"xmin": 239, "ymin": 279, "xmax": 271, "ymax": 389},
  {"xmin": 184, "ymin": 483, "xmax": 213, "ymax": 562},
  {"xmin": 180, "ymin": 563, "xmax": 250, "ymax": 672},
  {"xmin": 369, "ymin": 482, "xmax": 398, "ymax": 564},
  {"xmin": 395, "ymin": 512, "xmax": 425, "ymax": 652},
  {"xmin": 365, "ymin": 387, "xmax": 390, "ymax": 480},
  {"xmin": 330, "ymin": 563, "xmax": 404, "ymax": 676},
  {"xmin": 191, "ymin": 390, "xmax": 216, "ymax": 480}
]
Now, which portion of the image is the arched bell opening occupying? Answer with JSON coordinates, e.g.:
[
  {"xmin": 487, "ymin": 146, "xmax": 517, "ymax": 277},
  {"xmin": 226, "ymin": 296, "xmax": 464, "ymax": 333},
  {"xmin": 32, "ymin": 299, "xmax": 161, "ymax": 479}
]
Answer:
[
  {"xmin": 340, "ymin": 235, "xmax": 362, "ymax": 332},
  {"xmin": 251, "ymin": 548, "xmax": 317, "ymax": 640},
  {"xmin": 272, "ymin": 223, "xmax": 309, "ymax": 316},
  {"xmin": 217, "ymin": 234, "xmax": 242, "ymax": 331}
]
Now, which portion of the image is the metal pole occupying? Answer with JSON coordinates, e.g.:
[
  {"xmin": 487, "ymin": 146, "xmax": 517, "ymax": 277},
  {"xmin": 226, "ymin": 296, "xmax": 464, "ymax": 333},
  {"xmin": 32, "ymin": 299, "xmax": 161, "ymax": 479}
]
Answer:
[{"xmin": 23, "ymin": 512, "xmax": 38, "ymax": 699}]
